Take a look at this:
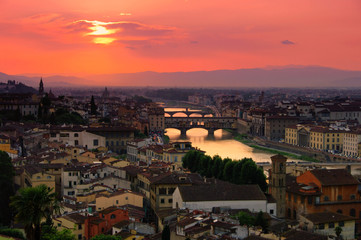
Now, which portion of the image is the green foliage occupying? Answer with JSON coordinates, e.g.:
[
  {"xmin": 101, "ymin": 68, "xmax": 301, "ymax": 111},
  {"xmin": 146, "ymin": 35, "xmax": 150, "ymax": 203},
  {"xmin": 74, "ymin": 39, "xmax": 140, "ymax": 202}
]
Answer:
[
  {"xmin": 223, "ymin": 160, "xmax": 237, "ymax": 182},
  {"xmin": 0, "ymin": 228, "xmax": 25, "ymax": 239},
  {"xmin": 133, "ymin": 95, "xmax": 152, "ymax": 104},
  {"xmin": 0, "ymin": 151, "xmax": 14, "ymax": 227},
  {"xmin": 10, "ymin": 185, "xmax": 60, "ymax": 240},
  {"xmin": 53, "ymin": 109, "xmax": 86, "ymax": 125},
  {"xmin": 41, "ymin": 225, "xmax": 75, "ymax": 240},
  {"xmin": 181, "ymin": 151, "xmax": 268, "ymax": 192},
  {"xmin": 236, "ymin": 211, "xmax": 255, "ymax": 227},
  {"xmin": 162, "ymin": 225, "xmax": 170, "ymax": 240},
  {"xmin": 134, "ymin": 130, "xmax": 147, "ymax": 139},
  {"xmin": 254, "ymin": 211, "xmax": 269, "ymax": 233},
  {"xmin": 335, "ymin": 226, "xmax": 342, "ymax": 237},
  {"xmin": 90, "ymin": 234, "xmax": 122, "ymax": 240}
]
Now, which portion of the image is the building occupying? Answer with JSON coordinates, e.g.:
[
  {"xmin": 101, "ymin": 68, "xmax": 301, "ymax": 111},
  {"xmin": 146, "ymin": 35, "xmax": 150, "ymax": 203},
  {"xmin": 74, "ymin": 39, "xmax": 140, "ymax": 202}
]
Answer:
[
  {"xmin": 269, "ymin": 154, "xmax": 287, "ymax": 218},
  {"xmin": 50, "ymin": 127, "xmax": 106, "ymax": 149},
  {"xmin": 95, "ymin": 190, "xmax": 144, "ymax": 211},
  {"xmin": 148, "ymin": 107, "xmax": 165, "ymax": 134},
  {"xmin": 264, "ymin": 116, "xmax": 299, "ymax": 141},
  {"xmin": 299, "ymin": 212, "xmax": 356, "ymax": 239},
  {"xmin": 54, "ymin": 213, "xmax": 87, "ymax": 240},
  {"xmin": 172, "ymin": 180, "xmax": 274, "ymax": 215},
  {"xmin": 343, "ymin": 130, "xmax": 361, "ymax": 157},
  {"xmin": 0, "ymin": 134, "xmax": 18, "ymax": 158},
  {"xmin": 286, "ymin": 168, "xmax": 361, "ymax": 233}
]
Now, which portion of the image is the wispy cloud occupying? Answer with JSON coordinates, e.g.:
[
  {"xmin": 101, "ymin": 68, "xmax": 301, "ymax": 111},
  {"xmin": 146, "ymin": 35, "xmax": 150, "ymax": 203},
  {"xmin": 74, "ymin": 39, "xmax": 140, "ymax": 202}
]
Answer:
[
  {"xmin": 68, "ymin": 19, "xmax": 176, "ymax": 45},
  {"xmin": 281, "ymin": 40, "xmax": 295, "ymax": 45}
]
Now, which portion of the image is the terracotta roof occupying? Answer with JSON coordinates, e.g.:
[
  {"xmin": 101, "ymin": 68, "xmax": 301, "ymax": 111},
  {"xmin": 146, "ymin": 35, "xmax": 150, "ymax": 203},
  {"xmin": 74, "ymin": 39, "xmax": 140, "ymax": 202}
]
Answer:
[
  {"xmin": 244, "ymin": 235, "xmax": 272, "ymax": 240},
  {"xmin": 310, "ymin": 169, "xmax": 359, "ymax": 186},
  {"xmin": 178, "ymin": 181, "xmax": 266, "ymax": 202},
  {"xmin": 303, "ymin": 212, "xmax": 356, "ymax": 224},
  {"xmin": 63, "ymin": 213, "xmax": 87, "ymax": 224}
]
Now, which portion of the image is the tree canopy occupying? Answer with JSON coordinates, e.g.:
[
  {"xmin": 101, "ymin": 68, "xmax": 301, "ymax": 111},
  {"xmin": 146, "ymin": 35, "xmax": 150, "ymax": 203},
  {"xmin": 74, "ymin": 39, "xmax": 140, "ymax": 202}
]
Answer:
[
  {"xmin": 181, "ymin": 151, "xmax": 268, "ymax": 192},
  {"xmin": 0, "ymin": 151, "xmax": 14, "ymax": 227},
  {"xmin": 90, "ymin": 235, "xmax": 122, "ymax": 240},
  {"xmin": 10, "ymin": 185, "xmax": 60, "ymax": 240}
]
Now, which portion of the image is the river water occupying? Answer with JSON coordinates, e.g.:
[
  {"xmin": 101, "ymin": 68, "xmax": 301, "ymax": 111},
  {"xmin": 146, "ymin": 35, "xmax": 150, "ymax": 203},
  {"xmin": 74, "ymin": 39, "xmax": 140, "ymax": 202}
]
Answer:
[{"xmin": 164, "ymin": 108, "xmax": 276, "ymax": 163}]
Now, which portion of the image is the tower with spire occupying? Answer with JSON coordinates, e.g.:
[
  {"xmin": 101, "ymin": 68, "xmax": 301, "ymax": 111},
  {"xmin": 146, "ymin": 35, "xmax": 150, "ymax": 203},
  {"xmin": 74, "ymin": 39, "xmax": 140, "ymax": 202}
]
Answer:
[{"xmin": 39, "ymin": 77, "xmax": 44, "ymax": 96}]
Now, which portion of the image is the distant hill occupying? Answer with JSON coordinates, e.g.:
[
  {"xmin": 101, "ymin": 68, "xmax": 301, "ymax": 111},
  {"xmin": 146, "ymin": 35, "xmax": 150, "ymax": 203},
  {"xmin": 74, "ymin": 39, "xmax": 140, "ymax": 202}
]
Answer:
[
  {"xmin": 0, "ymin": 80, "xmax": 37, "ymax": 94},
  {"xmin": 1, "ymin": 66, "xmax": 361, "ymax": 88}
]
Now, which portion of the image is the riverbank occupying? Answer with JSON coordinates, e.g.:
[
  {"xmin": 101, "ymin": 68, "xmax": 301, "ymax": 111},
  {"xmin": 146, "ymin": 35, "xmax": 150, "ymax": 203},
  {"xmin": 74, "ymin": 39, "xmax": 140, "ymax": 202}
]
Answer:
[{"xmin": 231, "ymin": 132, "xmax": 319, "ymax": 162}]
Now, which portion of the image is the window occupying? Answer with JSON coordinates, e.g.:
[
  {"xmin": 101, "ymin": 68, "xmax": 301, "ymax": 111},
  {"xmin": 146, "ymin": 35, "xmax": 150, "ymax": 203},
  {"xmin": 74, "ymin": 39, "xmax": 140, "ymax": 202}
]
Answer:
[
  {"xmin": 168, "ymin": 188, "xmax": 176, "ymax": 194},
  {"xmin": 78, "ymin": 224, "xmax": 82, "ymax": 230},
  {"xmin": 337, "ymin": 209, "xmax": 343, "ymax": 214},
  {"xmin": 159, "ymin": 188, "xmax": 167, "ymax": 195},
  {"xmin": 351, "ymin": 194, "xmax": 356, "ymax": 200},
  {"xmin": 318, "ymin": 224, "xmax": 324, "ymax": 229},
  {"xmin": 78, "ymin": 234, "xmax": 82, "ymax": 240},
  {"xmin": 329, "ymin": 222, "xmax": 334, "ymax": 228},
  {"xmin": 270, "ymin": 209, "xmax": 274, "ymax": 214},
  {"xmin": 350, "ymin": 208, "xmax": 356, "ymax": 217},
  {"xmin": 324, "ymin": 196, "xmax": 329, "ymax": 202},
  {"xmin": 74, "ymin": 140, "xmax": 79, "ymax": 146},
  {"xmin": 315, "ymin": 197, "xmax": 320, "ymax": 204},
  {"xmin": 74, "ymin": 133, "xmax": 79, "ymax": 137},
  {"xmin": 93, "ymin": 139, "xmax": 98, "ymax": 146},
  {"xmin": 339, "ymin": 221, "xmax": 344, "ymax": 227},
  {"xmin": 110, "ymin": 214, "xmax": 116, "ymax": 219},
  {"xmin": 160, "ymin": 198, "xmax": 165, "ymax": 203},
  {"xmin": 337, "ymin": 195, "xmax": 342, "ymax": 201},
  {"xmin": 125, "ymin": 197, "xmax": 128, "ymax": 200},
  {"xmin": 168, "ymin": 199, "xmax": 173, "ymax": 203},
  {"xmin": 116, "ymin": 200, "xmax": 119, "ymax": 204}
]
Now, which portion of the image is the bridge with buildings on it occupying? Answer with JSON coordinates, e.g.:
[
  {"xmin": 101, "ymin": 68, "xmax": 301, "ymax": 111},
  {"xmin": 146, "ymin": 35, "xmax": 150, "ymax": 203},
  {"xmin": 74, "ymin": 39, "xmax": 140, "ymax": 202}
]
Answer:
[
  {"xmin": 165, "ymin": 116, "xmax": 237, "ymax": 135},
  {"xmin": 164, "ymin": 108, "xmax": 213, "ymax": 118}
]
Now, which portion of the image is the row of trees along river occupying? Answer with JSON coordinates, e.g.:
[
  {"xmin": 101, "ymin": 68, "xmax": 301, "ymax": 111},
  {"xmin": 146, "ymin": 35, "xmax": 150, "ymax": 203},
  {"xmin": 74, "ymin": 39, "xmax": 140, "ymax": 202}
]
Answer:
[{"xmin": 182, "ymin": 150, "xmax": 267, "ymax": 192}]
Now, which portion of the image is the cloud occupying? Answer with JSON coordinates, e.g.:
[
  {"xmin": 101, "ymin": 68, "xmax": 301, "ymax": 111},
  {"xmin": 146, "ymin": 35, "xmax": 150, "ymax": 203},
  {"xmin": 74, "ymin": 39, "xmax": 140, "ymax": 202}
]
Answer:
[
  {"xmin": 281, "ymin": 40, "xmax": 295, "ymax": 45},
  {"xmin": 68, "ymin": 20, "xmax": 176, "ymax": 45}
]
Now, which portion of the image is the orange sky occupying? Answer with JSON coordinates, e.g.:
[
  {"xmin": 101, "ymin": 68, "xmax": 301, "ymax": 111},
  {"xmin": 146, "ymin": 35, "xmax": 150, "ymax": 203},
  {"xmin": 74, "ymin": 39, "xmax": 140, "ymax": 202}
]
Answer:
[{"xmin": 0, "ymin": 0, "xmax": 360, "ymax": 76}]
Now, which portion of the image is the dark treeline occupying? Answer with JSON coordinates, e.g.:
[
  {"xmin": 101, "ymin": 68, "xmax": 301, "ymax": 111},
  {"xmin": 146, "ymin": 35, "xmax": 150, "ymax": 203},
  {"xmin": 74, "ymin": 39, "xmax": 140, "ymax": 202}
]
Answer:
[{"xmin": 182, "ymin": 150, "xmax": 267, "ymax": 192}]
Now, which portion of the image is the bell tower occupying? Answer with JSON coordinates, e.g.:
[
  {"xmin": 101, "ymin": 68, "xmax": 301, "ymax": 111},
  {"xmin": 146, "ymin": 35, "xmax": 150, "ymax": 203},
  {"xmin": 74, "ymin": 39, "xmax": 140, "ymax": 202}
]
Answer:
[
  {"xmin": 39, "ymin": 77, "xmax": 44, "ymax": 96},
  {"xmin": 270, "ymin": 154, "xmax": 287, "ymax": 218}
]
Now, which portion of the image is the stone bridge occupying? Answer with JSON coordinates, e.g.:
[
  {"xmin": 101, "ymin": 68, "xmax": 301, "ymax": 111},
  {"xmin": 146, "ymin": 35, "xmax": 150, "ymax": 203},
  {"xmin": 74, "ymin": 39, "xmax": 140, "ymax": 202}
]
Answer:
[
  {"xmin": 164, "ymin": 108, "xmax": 213, "ymax": 117},
  {"xmin": 165, "ymin": 116, "xmax": 237, "ymax": 135}
]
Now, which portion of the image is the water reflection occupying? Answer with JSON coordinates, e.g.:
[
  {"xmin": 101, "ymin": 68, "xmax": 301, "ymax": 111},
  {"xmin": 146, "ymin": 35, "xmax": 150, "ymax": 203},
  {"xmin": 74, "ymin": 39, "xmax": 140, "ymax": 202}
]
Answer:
[{"xmin": 165, "ymin": 128, "xmax": 277, "ymax": 162}]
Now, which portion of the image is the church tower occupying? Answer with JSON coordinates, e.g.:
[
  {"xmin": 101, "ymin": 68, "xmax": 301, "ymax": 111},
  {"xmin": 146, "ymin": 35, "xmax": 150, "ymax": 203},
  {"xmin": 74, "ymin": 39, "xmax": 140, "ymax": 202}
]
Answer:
[
  {"xmin": 270, "ymin": 154, "xmax": 287, "ymax": 218},
  {"xmin": 39, "ymin": 77, "xmax": 44, "ymax": 96}
]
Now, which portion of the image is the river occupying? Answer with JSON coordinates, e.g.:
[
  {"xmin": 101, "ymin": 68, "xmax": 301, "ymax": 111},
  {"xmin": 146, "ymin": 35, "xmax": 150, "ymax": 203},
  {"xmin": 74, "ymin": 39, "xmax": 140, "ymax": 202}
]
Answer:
[{"xmin": 164, "ymin": 108, "xmax": 277, "ymax": 163}]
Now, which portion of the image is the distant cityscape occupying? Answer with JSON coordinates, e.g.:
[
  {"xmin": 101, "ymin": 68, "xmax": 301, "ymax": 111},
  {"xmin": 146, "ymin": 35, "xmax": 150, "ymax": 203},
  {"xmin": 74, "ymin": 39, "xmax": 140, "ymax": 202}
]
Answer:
[{"xmin": 0, "ymin": 78, "xmax": 361, "ymax": 239}]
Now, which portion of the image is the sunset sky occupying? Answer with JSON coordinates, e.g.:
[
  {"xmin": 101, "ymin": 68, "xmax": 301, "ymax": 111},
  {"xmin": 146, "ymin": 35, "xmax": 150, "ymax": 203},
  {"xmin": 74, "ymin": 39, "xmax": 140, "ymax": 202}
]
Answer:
[{"xmin": 0, "ymin": 0, "xmax": 360, "ymax": 76}]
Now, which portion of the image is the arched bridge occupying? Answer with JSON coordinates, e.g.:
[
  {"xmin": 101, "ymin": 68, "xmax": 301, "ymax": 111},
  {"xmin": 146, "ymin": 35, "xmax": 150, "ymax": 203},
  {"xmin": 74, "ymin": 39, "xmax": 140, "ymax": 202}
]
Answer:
[
  {"xmin": 165, "ymin": 116, "xmax": 237, "ymax": 135},
  {"xmin": 164, "ymin": 108, "xmax": 213, "ymax": 117}
]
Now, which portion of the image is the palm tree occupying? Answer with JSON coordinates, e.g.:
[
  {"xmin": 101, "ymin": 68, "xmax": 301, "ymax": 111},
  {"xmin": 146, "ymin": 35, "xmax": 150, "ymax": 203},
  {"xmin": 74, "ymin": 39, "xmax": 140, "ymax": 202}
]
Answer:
[{"xmin": 10, "ymin": 185, "xmax": 60, "ymax": 240}]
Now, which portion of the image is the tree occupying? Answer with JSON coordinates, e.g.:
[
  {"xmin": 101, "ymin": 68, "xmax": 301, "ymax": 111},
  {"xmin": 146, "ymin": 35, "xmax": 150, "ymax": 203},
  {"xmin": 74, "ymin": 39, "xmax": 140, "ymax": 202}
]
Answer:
[
  {"xmin": 10, "ymin": 185, "xmax": 60, "ymax": 240},
  {"xmin": 254, "ymin": 211, "xmax": 269, "ymax": 233},
  {"xmin": 335, "ymin": 226, "xmax": 343, "ymax": 239},
  {"xmin": 90, "ymin": 95, "xmax": 97, "ymax": 115},
  {"xmin": 222, "ymin": 160, "xmax": 237, "ymax": 181},
  {"xmin": 41, "ymin": 226, "xmax": 75, "ymax": 240},
  {"xmin": 90, "ymin": 235, "xmax": 122, "ymax": 240},
  {"xmin": 0, "ymin": 151, "xmax": 14, "ymax": 227},
  {"xmin": 199, "ymin": 155, "xmax": 212, "ymax": 177},
  {"xmin": 162, "ymin": 225, "xmax": 170, "ymax": 240},
  {"xmin": 217, "ymin": 157, "xmax": 231, "ymax": 180},
  {"xmin": 211, "ymin": 155, "xmax": 222, "ymax": 178},
  {"xmin": 237, "ymin": 211, "xmax": 255, "ymax": 227}
]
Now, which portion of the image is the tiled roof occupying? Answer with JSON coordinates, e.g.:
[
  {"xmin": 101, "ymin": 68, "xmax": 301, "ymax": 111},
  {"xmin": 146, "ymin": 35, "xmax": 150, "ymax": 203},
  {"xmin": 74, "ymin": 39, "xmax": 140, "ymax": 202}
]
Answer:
[
  {"xmin": 303, "ymin": 212, "xmax": 356, "ymax": 224},
  {"xmin": 178, "ymin": 180, "xmax": 266, "ymax": 202},
  {"xmin": 310, "ymin": 169, "xmax": 359, "ymax": 186}
]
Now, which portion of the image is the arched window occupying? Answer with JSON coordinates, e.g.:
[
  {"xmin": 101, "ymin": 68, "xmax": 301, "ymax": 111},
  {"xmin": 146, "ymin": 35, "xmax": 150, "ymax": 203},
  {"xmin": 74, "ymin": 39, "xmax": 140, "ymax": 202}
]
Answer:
[
  {"xmin": 74, "ymin": 133, "xmax": 79, "ymax": 137},
  {"xmin": 110, "ymin": 214, "xmax": 116, "ymax": 219}
]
